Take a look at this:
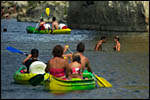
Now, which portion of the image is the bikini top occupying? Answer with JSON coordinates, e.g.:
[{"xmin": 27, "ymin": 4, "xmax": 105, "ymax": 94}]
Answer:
[{"xmin": 49, "ymin": 67, "xmax": 65, "ymax": 77}]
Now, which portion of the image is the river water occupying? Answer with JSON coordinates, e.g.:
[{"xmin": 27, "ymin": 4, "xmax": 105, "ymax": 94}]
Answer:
[{"xmin": 1, "ymin": 19, "xmax": 149, "ymax": 99}]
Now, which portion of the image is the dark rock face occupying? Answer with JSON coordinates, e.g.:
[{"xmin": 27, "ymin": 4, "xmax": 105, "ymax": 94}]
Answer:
[{"xmin": 67, "ymin": 1, "xmax": 149, "ymax": 32}]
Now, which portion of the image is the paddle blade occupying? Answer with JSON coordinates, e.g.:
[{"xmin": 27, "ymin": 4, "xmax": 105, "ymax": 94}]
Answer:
[
  {"xmin": 45, "ymin": 8, "xmax": 50, "ymax": 16},
  {"xmin": 29, "ymin": 74, "xmax": 45, "ymax": 86},
  {"xmin": 95, "ymin": 74, "xmax": 112, "ymax": 88},
  {"xmin": 99, "ymin": 77, "xmax": 112, "ymax": 87},
  {"xmin": 96, "ymin": 80, "xmax": 105, "ymax": 87},
  {"xmin": 6, "ymin": 46, "xmax": 24, "ymax": 55}
]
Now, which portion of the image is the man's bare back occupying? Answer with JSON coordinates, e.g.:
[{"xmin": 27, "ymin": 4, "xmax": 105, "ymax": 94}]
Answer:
[
  {"xmin": 52, "ymin": 17, "xmax": 59, "ymax": 30},
  {"xmin": 52, "ymin": 21, "xmax": 59, "ymax": 30},
  {"xmin": 76, "ymin": 52, "xmax": 92, "ymax": 72}
]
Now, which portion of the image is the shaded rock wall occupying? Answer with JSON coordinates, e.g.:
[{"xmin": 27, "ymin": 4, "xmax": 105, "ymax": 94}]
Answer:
[{"xmin": 67, "ymin": 1, "xmax": 149, "ymax": 32}]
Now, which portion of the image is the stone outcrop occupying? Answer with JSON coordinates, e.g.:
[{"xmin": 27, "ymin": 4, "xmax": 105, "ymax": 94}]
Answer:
[
  {"xmin": 67, "ymin": 1, "xmax": 149, "ymax": 32},
  {"xmin": 1, "ymin": 1, "xmax": 69, "ymax": 23},
  {"xmin": 17, "ymin": 1, "xmax": 69, "ymax": 23}
]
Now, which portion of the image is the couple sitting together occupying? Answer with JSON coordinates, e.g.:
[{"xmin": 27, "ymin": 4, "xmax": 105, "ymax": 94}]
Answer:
[
  {"xmin": 22, "ymin": 42, "xmax": 92, "ymax": 80},
  {"xmin": 38, "ymin": 17, "xmax": 68, "ymax": 32}
]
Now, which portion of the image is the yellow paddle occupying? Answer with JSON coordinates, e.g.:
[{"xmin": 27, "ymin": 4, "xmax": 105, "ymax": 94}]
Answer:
[
  {"xmin": 93, "ymin": 73, "xmax": 112, "ymax": 88},
  {"xmin": 45, "ymin": 8, "xmax": 51, "ymax": 34},
  {"xmin": 45, "ymin": 8, "xmax": 50, "ymax": 17}
]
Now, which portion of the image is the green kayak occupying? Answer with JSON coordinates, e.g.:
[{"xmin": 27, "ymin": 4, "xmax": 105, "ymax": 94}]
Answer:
[
  {"xmin": 13, "ymin": 66, "xmax": 49, "ymax": 85},
  {"xmin": 26, "ymin": 26, "xmax": 71, "ymax": 34},
  {"xmin": 44, "ymin": 70, "xmax": 96, "ymax": 93}
]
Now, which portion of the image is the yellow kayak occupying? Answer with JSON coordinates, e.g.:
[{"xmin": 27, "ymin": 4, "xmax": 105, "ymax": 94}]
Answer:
[
  {"xmin": 13, "ymin": 66, "xmax": 49, "ymax": 85},
  {"xmin": 26, "ymin": 26, "xmax": 71, "ymax": 34},
  {"xmin": 44, "ymin": 70, "xmax": 96, "ymax": 93}
]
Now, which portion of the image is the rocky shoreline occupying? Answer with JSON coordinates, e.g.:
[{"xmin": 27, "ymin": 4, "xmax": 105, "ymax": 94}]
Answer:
[{"xmin": 1, "ymin": 1, "xmax": 149, "ymax": 32}]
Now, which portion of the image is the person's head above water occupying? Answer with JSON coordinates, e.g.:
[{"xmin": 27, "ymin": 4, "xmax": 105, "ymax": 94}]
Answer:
[
  {"xmin": 52, "ymin": 17, "xmax": 56, "ymax": 21},
  {"xmin": 52, "ymin": 45, "xmax": 63, "ymax": 57},
  {"xmin": 114, "ymin": 36, "xmax": 120, "ymax": 42},
  {"xmin": 77, "ymin": 42, "xmax": 85, "ymax": 53},
  {"xmin": 100, "ymin": 36, "xmax": 106, "ymax": 40},
  {"xmin": 31, "ymin": 49, "xmax": 39, "ymax": 58}
]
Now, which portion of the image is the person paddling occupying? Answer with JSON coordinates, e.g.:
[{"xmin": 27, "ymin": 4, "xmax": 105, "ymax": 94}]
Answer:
[
  {"xmin": 76, "ymin": 42, "xmax": 92, "ymax": 73},
  {"xmin": 38, "ymin": 18, "xmax": 46, "ymax": 30},
  {"xmin": 22, "ymin": 49, "xmax": 39, "ymax": 73},
  {"xmin": 64, "ymin": 42, "xmax": 93, "ymax": 73},
  {"xmin": 51, "ymin": 17, "xmax": 59, "ymax": 33},
  {"xmin": 45, "ymin": 45, "xmax": 70, "ymax": 80}
]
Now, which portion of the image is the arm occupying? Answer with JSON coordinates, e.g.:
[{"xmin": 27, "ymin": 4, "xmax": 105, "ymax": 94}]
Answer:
[
  {"xmin": 95, "ymin": 41, "xmax": 102, "ymax": 51},
  {"xmin": 22, "ymin": 54, "xmax": 32, "ymax": 65},
  {"xmin": 86, "ymin": 59, "xmax": 92, "ymax": 73},
  {"xmin": 63, "ymin": 53, "xmax": 72, "ymax": 62},
  {"xmin": 63, "ymin": 45, "xmax": 69, "ymax": 54},
  {"xmin": 116, "ymin": 42, "xmax": 120, "ymax": 51},
  {"xmin": 45, "ymin": 60, "xmax": 50, "ymax": 73},
  {"xmin": 51, "ymin": 23, "xmax": 55, "ymax": 33}
]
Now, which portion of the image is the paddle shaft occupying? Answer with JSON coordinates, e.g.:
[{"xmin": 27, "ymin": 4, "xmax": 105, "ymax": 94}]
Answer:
[
  {"xmin": 93, "ymin": 72, "xmax": 112, "ymax": 88},
  {"xmin": 45, "ymin": 8, "xmax": 50, "ymax": 34},
  {"xmin": 67, "ymin": 47, "xmax": 73, "ymax": 54},
  {"xmin": 33, "ymin": 23, "xmax": 39, "ymax": 33}
]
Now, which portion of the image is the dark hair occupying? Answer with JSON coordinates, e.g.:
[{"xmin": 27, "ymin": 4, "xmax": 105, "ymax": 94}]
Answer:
[
  {"xmin": 40, "ymin": 18, "xmax": 43, "ymax": 22},
  {"xmin": 114, "ymin": 36, "xmax": 120, "ymax": 41},
  {"xmin": 52, "ymin": 45, "xmax": 63, "ymax": 57},
  {"xmin": 31, "ymin": 49, "xmax": 39, "ymax": 58},
  {"xmin": 100, "ymin": 36, "xmax": 106, "ymax": 40},
  {"xmin": 72, "ymin": 53, "xmax": 81, "ymax": 64},
  {"xmin": 52, "ymin": 17, "xmax": 56, "ymax": 21},
  {"xmin": 77, "ymin": 42, "xmax": 85, "ymax": 53}
]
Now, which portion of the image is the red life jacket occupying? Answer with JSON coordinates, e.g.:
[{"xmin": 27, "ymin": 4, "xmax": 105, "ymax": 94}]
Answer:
[{"xmin": 40, "ymin": 24, "xmax": 46, "ymax": 30}]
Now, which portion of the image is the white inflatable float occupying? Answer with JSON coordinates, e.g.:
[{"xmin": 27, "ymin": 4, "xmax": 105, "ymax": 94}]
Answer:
[{"xmin": 29, "ymin": 61, "xmax": 46, "ymax": 74}]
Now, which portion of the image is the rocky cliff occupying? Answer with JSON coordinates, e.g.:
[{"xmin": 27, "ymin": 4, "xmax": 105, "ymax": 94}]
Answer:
[{"xmin": 67, "ymin": 1, "xmax": 149, "ymax": 32}]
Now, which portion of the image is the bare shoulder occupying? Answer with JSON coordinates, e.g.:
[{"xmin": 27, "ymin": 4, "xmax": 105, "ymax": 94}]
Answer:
[
  {"xmin": 98, "ymin": 40, "xmax": 102, "ymax": 45},
  {"xmin": 82, "ymin": 55, "xmax": 89, "ymax": 62},
  {"xmin": 85, "ymin": 57, "xmax": 89, "ymax": 63},
  {"xmin": 117, "ymin": 42, "xmax": 121, "ymax": 46},
  {"xmin": 48, "ymin": 59, "xmax": 53, "ymax": 65}
]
